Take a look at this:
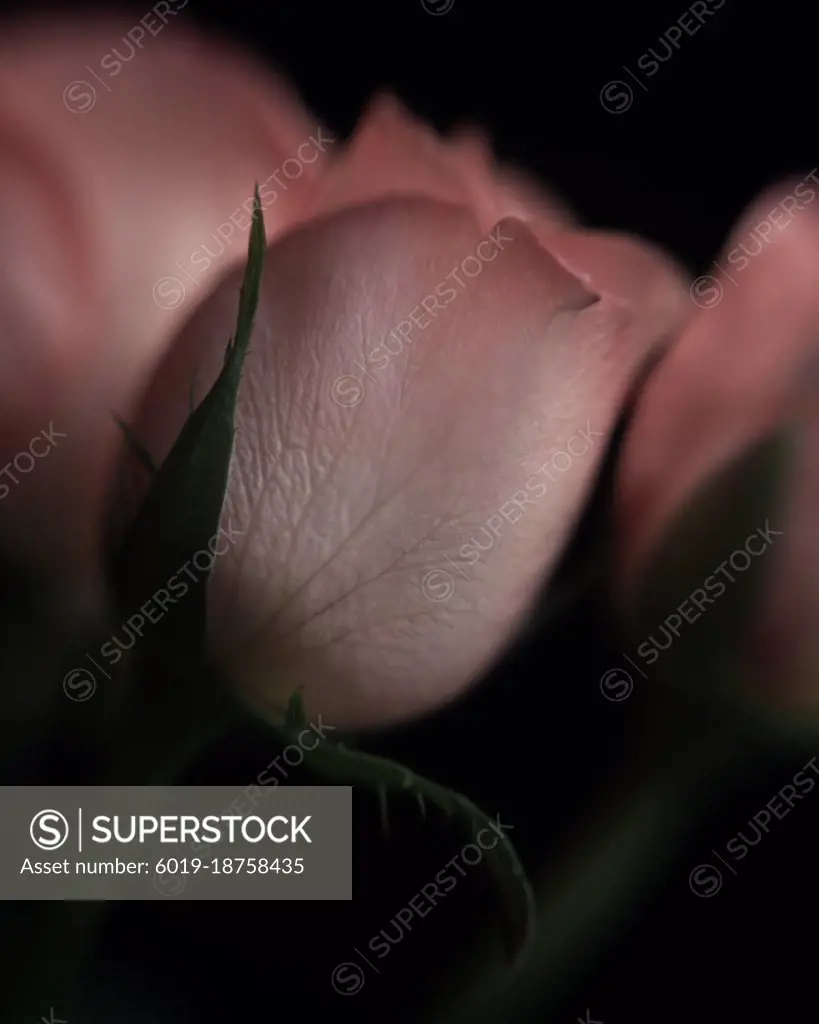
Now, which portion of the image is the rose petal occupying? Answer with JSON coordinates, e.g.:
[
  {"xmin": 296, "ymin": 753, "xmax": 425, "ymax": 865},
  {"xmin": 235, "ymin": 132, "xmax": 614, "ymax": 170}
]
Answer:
[
  {"xmin": 618, "ymin": 182, "xmax": 819, "ymax": 585},
  {"xmin": 0, "ymin": 15, "xmax": 331, "ymax": 575},
  {"xmin": 134, "ymin": 197, "xmax": 683, "ymax": 728},
  {"xmin": 445, "ymin": 124, "xmax": 576, "ymax": 232},
  {"xmin": 308, "ymin": 94, "xmax": 464, "ymax": 219}
]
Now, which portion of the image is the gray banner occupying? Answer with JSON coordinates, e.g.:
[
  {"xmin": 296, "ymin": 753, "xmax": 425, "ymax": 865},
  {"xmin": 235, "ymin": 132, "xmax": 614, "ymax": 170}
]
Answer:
[{"xmin": 1, "ymin": 786, "xmax": 351, "ymax": 900}]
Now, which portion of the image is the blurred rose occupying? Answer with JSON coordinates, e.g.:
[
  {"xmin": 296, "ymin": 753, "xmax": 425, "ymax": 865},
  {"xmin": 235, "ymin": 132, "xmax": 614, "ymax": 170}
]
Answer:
[
  {"xmin": 618, "ymin": 180, "xmax": 819, "ymax": 710},
  {"xmin": 0, "ymin": 15, "xmax": 330, "ymax": 579},
  {"xmin": 132, "ymin": 97, "xmax": 690, "ymax": 728}
]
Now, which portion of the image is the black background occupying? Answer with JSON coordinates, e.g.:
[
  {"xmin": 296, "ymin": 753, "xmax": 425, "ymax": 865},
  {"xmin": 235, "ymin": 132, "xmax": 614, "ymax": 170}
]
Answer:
[{"xmin": 3, "ymin": 1, "xmax": 819, "ymax": 1022}]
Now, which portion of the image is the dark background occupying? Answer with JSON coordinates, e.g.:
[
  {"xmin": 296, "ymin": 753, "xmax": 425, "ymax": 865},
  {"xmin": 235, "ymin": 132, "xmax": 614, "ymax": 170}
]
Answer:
[{"xmin": 3, "ymin": 1, "xmax": 819, "ymax": 1022}]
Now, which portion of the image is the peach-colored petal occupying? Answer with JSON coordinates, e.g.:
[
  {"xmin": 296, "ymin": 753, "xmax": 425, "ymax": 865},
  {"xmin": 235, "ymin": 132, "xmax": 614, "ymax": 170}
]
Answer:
[
  {"xmin": 618, "ymin": 183, "xmax": 819, "ymax": 585},
  {"xmin": 438, "ymin": 132, "xmax": 689, "ymax": 339},
  {"xmin": 0, "ymin": 114, "xmax": 95, "ymax": 440},
  {"xmin": 308, "ymin": 94, "xmax": 466, "ymax": 220},
  {"xmin": 133, "ymin": 198, "xmax": 685, "ymax": 728},
  {"xmin": 540, "ymin": 228, "xmax": 692, "ymax": 342},
  {"xmin": 308, "ymin": 94, "xmax": 575, "ymax": 238},
  {"xmin": 444, "ymin": 125, "xmax": 576, "ymax": 233},
  {"xmin": 0, "ymin": 16, "xmax": 331, "ymax": 576}
]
